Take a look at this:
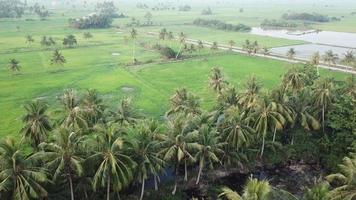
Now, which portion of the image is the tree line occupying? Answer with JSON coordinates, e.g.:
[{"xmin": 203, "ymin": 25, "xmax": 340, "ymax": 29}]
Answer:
[
  {"xmin": 0, "ymin": 63, "xmax": 355, "ymax": 199},
  {"xmin": 193, "ymin": 18, "xmax": 252, "ymax": 32}
]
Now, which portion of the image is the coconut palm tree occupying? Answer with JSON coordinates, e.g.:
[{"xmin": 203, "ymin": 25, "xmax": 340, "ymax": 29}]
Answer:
[
  {"xmin": 60, "ymin": 89, "xmax": 88, "ymax": 132},
  {"xmin": 196, "ymin": 40, "xmax": 204, "ymax": 54},
  {"xmin": 130, "ymin": 28, "xmax": 138, "ymax": 64},
  {"xmin": 63, "ymin": 34, "xmax": 77, "ymax": 48},
  {"xmin": 176, "ymin": 32, "xmax": 186, "ymax": 59},
  {"xmin": 323, "ymin": 50, "xmax": 339, "ymax": 68},
  {"xmin": 218, "ymin": 86, "xmax": 239, "ymax": 109},
  {"xmin": 195, "ymin": 124, "xmax": 224, "ymax": 184},
  {"xmin": 81, "ymin": 89, "xmax": 105, "ymax": 127},
  {"xmin": 25, "ymin": 35, "xmax": 35, "ymax": 45},
  {"xmin": 126, "ymin": 121, "xmax": 166, "ymax": 200},
  {"xmin": 342, "ymin": 51, "xmax": 356, "ymax": 67},
  {"xmin": 282, "ymin": 67, "xmax": 306, "ymax": 93},
  {"xmin": 0, "ymin": 138, "xmax": 49, "ymax": 200},
  {"xmin": 303, "ymin": 182, "xmax": 330, "ymax": 200},
  {"xmin": 310, "ymin": 52, "xmax": 321, "ymax": 76},
  {"xmin": 209, "ymin": 67, "xmax": 225, "ymax": 92},
  {"xmin": 238, "ymin": 76, "xmax": 262, "ymax": 110},
  {"xmin": 211, "ymin": 41, "xmax": 219, "ymax": 54},
  {"xmin": 288, "ymin": 89, "xmax": 320, "ymax": 131},
  {"xmin": 287, "ymin": 48, "xmax": 296, "ymax": 60},
  {"xmin": 313, "ymin": 78, "xmax": 334, "ymax": 133},
  {"xmin": 51, "ymin": 49, "xmax": 66, "ymax": 66},
  {"xmin": 8, "ymin": 58, "xmax": 21, "ymax": 74},
  {"xmin": 221, "ymin": 106, "xmax": 255, "ymax": 150},
  {"xmin": 166, "ymin": 88, "xmax": 201, "ymax": 116},
  {"xmin": 88, "ymin": 124, "xmax": 135, "ymax": 200},
  {"xmin": 21, "ymin": 100, "xmax": 52, "ymax": 148},
  {"xmin": 219, "ymin": 178, "xmax": 271, "ymax": 200},
  {"xmin": 262, "ymin": 47, "xmax": 270, "ymax": 56},
  {"xmin": 160, "ymin": 115, "xmax": 199, "ymax": 194},
  {"xmin": 113, "ymin": 97, "xmax": 141, "ymax": 126},
  {"xmin": 37, "ymin": 129, "xmax": 84, "ymax": 200},
  {"xmin": 251, "ymin": 97, "xmax": 287, "ymax": 157},
  {"xmin": 327, "ymin": 154, "xmax": 356, "ymax": 200},
  {"xmin": 228, "ymin": 40, "xmax": 236, "ymax": 51}
]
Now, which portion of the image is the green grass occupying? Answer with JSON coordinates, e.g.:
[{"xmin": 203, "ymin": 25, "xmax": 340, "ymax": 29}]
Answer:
[{"xmin": 0, "ymin": 3, "xmax": 351, "ymax": 138}]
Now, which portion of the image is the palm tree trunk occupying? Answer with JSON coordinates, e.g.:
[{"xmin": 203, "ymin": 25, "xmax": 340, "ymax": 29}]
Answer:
[
  {"xmin": 132, "ymin": 39, "xmax": 136, "ymax": 64},
  {"xmin": 68, "ymin": 175, "xmax": 75, "ymax": 200},
  {"xmin": 154, "ymin": 176, "xmax": 158, "ymax": 191},
  {"xmin": 322, "ymin": 106, "xmax": 325, "ymax": 133},
  {"xmin": 139, "ymin": 178, "xmax": 145, "ymax": 200},
  {"xmin": 184, "ymin": 159, "xmax": 188, "ymax": 181},
  {"xmin": 316, "ymin": 65, "xmax": 320, "ymax": 76},
  {"xmin": 172, "ymin": 164, "xmax": 178, "ymax": 195},
  {"xmin": 196, "ymin": 161, "xmax": 203, "ymax": 185},
  {"xmin": 107, "ymin": 176, "xmax": 111, "ymax": 200},
  {"xmin": 260, "ymin": 136, "xmax": 265, "ymax": 158},
  {"xmin": 272, "ymin": 126, "xmax": 277, "ymax": 143}
]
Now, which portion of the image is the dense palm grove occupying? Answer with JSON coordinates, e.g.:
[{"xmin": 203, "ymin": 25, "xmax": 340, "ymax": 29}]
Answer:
[{"xmin": 0, "ymin": 62, "xmax": 355, "ymax": 200}]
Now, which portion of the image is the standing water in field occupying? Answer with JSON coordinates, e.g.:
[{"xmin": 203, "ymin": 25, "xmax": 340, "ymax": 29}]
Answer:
[{"xmin": 250, "ymin": 27, "xmax": 356, "ymax": 48}]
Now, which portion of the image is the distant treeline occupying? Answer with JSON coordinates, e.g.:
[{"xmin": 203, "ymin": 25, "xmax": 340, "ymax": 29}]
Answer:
[
  {"xmin": 282, "ymin": 12, "xmax": 336, "ymax": 22},
  {"xmin": 261, "ymin": 19, "xmax": 298, "ymax": 28},
  {"xmin": 69, "ymin": 14, "xmax": 114, "ymax": 29},
  {"xmin": 69, "ymin": 1, "xmax": 126, "ymax": 29},
  {"xmin": 0, "ymin": 0, "xmax": 25, "ymax": 18},
  {"xmin": 193, "ymin": 18, "xmax": 251, "ymax": 32}
]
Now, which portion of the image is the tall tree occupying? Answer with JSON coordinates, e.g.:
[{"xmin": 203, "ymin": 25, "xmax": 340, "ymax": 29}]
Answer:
[
  {"xmin": 167, "ymin": 88, "xmax": 201, "ymax": 116},
  {"xmin": 37, "ymin": 130, "xmax": 84, "ymax": 200},
  {"xmin": 0, "ymin": 138, "xmax": 49, "ymax": 200},
  {"xmin": 51, "ymin": 49, "xmax": 66, "ymax": 66},
  {"xmin": 219, "ymin": 178, "xmax": 271, "ymax": 200},
  {"xmin": 209, "ymin": 67, "xmax": 225, "ymax": 92},
  {"xmin": 228, "ymin": 40, "xmax": 236, "ymax": 51},
  {"xmin": 287, "ymin": 48, "xmax": 296, "ymax": 60},
  {"xmin": 60, "ymin": 89, "xmax": 88, "ymax": 132},
  {"xmin": 323, "ymin": 50, "xmax": 339, "ymax": 68},
  {"xmin": 342, "ymin": 51, "xmax": 356, "ymax": 68},
  {"xmin": 81, "ymin": 89, "xmax": 105, "ymax": 127},
  {"xmin": 282, "ymin": 67, "xmax": 306, "ymax": 93},
  {"xmin": 89, "ymin": 124, "xmax": 135, "ymax": 200},
  {"xmin": 63, "ymin": 34, "xmax": 77, "ymax": 48},
  {"xmin": 8, "ymin": 58, "xmax": 21, "ymax": 74},
  {"xmin": 21, "ymin": 100, "xmax": 52, "ymax": 148},
  {"xmin": 25, "ymin": 35, "xmax": 35, "ymax": 45},
  {"xmin": 238, "ymin": 76, "xmax": 261, "ymax": 110},
  {"xmin": 126, "ymin": 121, "xmax": 166, "ymax": 200},
  {"xmin": 211, "ymin": 41, "xmax": 219, "ymax": 54},
  {"xmin": 310, "ymin": 51, "xmax": 321, "ymax": 76},
  {"xmin": 327, "ymin": 154, "xmax": 356, "ymax": 200},
  {"xmin": 313, "ymin": 77, "xmax": 334, "ymax": 133},
  {"xmin": 221, "ymin": 106, "xmax": 255, "ymax": 150},
  {"xmin": 251, "ymin": 98, "xmax": 287, "ymax": 157},
  {"xmin": 195, "ymin": 124, "xmax": 224, "ymax": 184},
  {"xmin": 160, "ymin": 115, "xmax": 199, "ymax": 194},
  {"xmin": 130, "ymin": 28, "xmax": 138, "ymax": 64}
]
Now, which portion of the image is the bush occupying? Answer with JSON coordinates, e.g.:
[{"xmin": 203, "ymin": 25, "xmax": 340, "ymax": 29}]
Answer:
[{"xmin": 159, "ymin": 47, "xmax": 177, "ymax": 59}]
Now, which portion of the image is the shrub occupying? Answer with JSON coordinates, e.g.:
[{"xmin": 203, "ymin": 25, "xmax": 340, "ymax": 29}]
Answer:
[{"xmin": 159, "ymin": 47, "xmax": 177, "ymax": 59}]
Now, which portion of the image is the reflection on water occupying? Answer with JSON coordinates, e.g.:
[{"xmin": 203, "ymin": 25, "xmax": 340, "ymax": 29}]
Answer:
[
  {"xmin": 251, "ymin": 27, "xmax": 356, "ymax": 48},
  {"xmin": 271, "ymin": 44, "xmax": 351, "ymax": 60}
]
